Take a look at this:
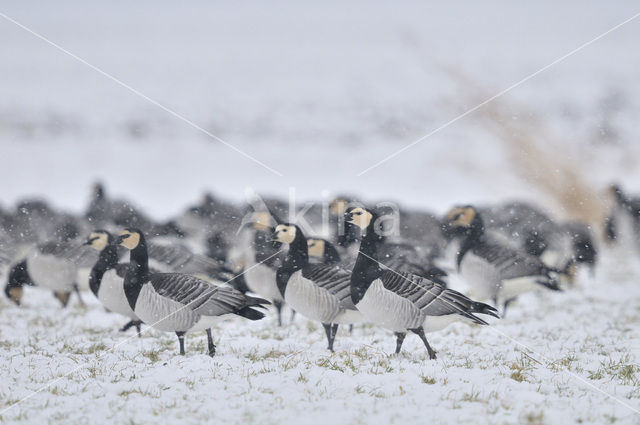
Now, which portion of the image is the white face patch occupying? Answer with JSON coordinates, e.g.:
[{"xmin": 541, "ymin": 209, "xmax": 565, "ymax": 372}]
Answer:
[
  {"xmin": 347, "ymin": 207, "xmax": 372, "ymax": 230},
  {"xmin": 89, "ymin": 232, "xmax": 109, "ymax": 251},
  {"xmin": 446, "ymin": 207, "xmax": 476, "ymax": 228},
  {"xmin": 252, "ymin": 212, "xmax": 273, "ymax": 230},
  {"xmin": 307, "ymin": 239, "xmax": 325, "ymax": 258},
  {"xmin": 274, "ymin": 224, "xmax": 296, "ymax": 244},
  {"xmin": 330, "ymin": 199, "xmax": 348, "ymax": 216},
  {"xmin": 119, "ymin": 230, "xmax": 140, "ymax": 250}
]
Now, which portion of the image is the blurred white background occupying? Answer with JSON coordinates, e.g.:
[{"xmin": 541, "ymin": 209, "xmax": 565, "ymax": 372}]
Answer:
[{"xmin": 1, "ymin": 1, "xmax": 639, "ymax": 218}]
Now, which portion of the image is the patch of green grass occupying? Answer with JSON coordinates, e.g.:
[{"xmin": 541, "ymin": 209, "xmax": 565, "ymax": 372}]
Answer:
[
  {"xmin": 460, "ymin": 388, "xmax": 481, "ymax": 403},
  {"xmin": 420, "ymin": 375, "xmax": 436, "ymax": 384},
  {"xmin": 87, "ymin": 342, "xmax": 107, "ymax": 354},
  {"xmin": 142, "ymin": 349, "xmax": 161, "ymax": 363},
  {"xmin": 316, "ymin": 357, "xmax": 345, "ymax": 372},
  {"xmin": 523, "ymin": 412, "xmax": 545, "ymax": 425},
  {"xmin": 508, "ymin": 353, "xmax": 536, "ymax": 383}
]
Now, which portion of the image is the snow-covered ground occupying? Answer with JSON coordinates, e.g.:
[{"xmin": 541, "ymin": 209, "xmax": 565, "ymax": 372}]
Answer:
[
  {"xmin": 1, "ymin": 1, "xmax": 640, "ymax": 424},
  {"xmin": 0, "ymin": 250, "xmax": 639, "ymax": 425}
]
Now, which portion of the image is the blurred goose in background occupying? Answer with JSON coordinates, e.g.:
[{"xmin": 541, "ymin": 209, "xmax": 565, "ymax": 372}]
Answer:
[
  {"xmin": 116, "ymin": 228, "xmax": 269, "ymax": 356},
  {"xmin": 236, "ymin": 211, "xmax": 287, "ymax": 325},
  {"xmin": 563, "ymin": 221, "xmax": 597, "ymax": 276},
  {"xmin": 307, "ymin": 238, "xmax": 342, "ymax": 266},
  {"xmin": 444, "ymin": 206, "xmax": 561, "ymax": 315},
  {"xmin": 346, "ymin": 207, "xmax": 498, "ymax": 359},
  {"xmin": 273, "ymin": 224, "xmax": 362, "ymax": 352},
  {"xmin": 4, "ymin": 232, "xmax": 97, "ymax": 307},
  {"xmin": 604, "ymin": 184, "xmax": 640, "ymax": 250},
  {"xmin": 85, "ymin": 182, "xmax": 183, "ymax": 239},
  {"xmin": 479, "ymin": 202, "xmax": 574, "ymax": 273}
]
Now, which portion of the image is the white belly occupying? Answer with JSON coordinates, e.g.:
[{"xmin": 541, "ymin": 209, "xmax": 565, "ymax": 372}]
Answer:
[
  {"xmin": 134, "ymin": 283, "xmax": 199, "ymax": 333},
  {"xmin": 459, "ymin": 253, "xmax": 501, "ymax": 301},
  {"xmin": 499, "ymin": 276, "xmax": 544, "ymax": 302},
  {"xmin": 356, "ymin": 279, "xmax": 422, "ymax": 332},
  {"xmin": 423, "ymin": 314, "xmax": 474, "ymax": 333},
  {"xmin": 26, "ymin": 252, "xmax": 76, "ymax": 291},
  {"xmin": 284, "ymin": 270, "xmax": 340, "ymax": 324},
  {"xmin": 189, "ymin": 315, "xmax": 230, "ymax": 332},
  {"xmin": 332, "ymin": 308, "xmax": 364, "ymax": 325},
  {"xmin": 244, "ymin": 263, "xmax": 283, "ymax": 302},
  {"xmin": 97, "ymin": 269, "xmax": 138, "ymax": 320}
]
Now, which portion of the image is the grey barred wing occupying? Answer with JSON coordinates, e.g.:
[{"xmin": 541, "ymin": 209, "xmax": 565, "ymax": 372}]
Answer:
[
  {"xmin": 148, "ymin": 273, "xmax": 250, "ymax": 316},
  {"xmin": 473, "ymin": 243, "xmax": 548, "ymax": 279},
  {"xmin": 39, "ymin": 241, "xmax": 98, "ymax": 267},
  {"xmin": 301, "ymin": 264, "xmax": 355, "ymax": 310},
  {"xmin": 379, "ymin": 270, "xmax": 484, "ymax": 321}
]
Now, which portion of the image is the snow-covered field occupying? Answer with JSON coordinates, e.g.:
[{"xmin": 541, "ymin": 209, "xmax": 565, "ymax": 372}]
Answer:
[
  {"xmin": 0, "ymin": 250, "xmax": 639, "ymax": 425},
  {"xmin": 1, "ymin": 1, "xmax": 640, "ymax": 424}
]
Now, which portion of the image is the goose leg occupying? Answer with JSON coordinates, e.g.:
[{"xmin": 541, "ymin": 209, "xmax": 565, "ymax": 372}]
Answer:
[
  {"xmin": 348, "ymin": 324, "xmax": 354, "ymax": 334},
  {"xmin": 120, "ymin": 320, "xmax": 143, "ymax": 338},
  {"xmin": 53, "ymin": 291, "xmax": 71, "ymax": 307},
  {"xmin": 206, "ymin": 329, "xmax": 216, "ymax": 357},
  {"xmin": 502, "ymin": 298, "xmax": 514, "ymax": 318},
  {"xmin": 322, "ymin": 323, "xmax": 335, "ymax": 352},
  {"xmin": 394, "ymin": 332, "xmax": 406, "ymax": 354},
  {"xmin": 73, "ymin": 283, "xmax": 85, "ymax": 307},
  {"xmin": 176, "ymin": 331, "xmax": 186, "ymax": 355},
  {"xmin": 290, "ymin": 309, "xmax": 297, "ymax": 324},
  {"xmin": 274, "ymin": 300, "xmax": 283, "ymax": 327},
  {"xmin": 120, "ymin": 320, "xmax": 137, "ymax": 332},
  {"xmin": 329, "ymin": 324, "xmax": 339, "ymax": 352},
  {"xmin": 410, "ymin": 327, "xmax": 437, "ymax": 360}
]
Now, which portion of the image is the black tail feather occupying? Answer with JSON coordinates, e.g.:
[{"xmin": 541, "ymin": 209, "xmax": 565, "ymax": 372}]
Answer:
[
  {"xmin": 471, "ymin": 301, "xmax": 500, "ymax": 319},
  {"xmin": 235, "ymin": 306, "xmax": 267, "ymax": 321}
]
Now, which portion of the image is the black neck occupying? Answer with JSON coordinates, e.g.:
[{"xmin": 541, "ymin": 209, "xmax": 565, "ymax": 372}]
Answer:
[
  {"xmin": 323, "ymin": 241, "xmax": 341, "ymax": 265},
  {"xmin": 276, "ymin": 228, "xmax": 308, "ymax": 296},
  {"xmin": 351, "ymin": 221, "xmax": 383, "ymax": 304},
  {"xmin": 457, "ymin": 215, "xmax": 486, "ymax": 269},
  {"xmin": 89, "ymin": 245, "xmax": 119, "ymax": 296},
  {"xmin": 124, "ymin": 237, "xmax": 150, "ymax": 310},
  {"xmin": 7, "ymin": 260, "xmax": 32, "ymax": 289}
]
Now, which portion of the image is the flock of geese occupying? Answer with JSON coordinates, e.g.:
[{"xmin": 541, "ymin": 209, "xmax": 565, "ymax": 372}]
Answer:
[{"xmin": 1, "ymin": 182, "xmax": 631, "ymax": 359}]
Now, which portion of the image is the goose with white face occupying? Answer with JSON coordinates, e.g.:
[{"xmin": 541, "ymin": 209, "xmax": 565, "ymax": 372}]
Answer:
[
  {"xmin": 273, "ymin": 223, "xmax": 363, "ymax": 351},
  {"xmin": 345, "ymin": 207, "xmax": 373, "ymax": 230},
  {"xmin": 307, "ymin": 238, "xmax": 325, "ymax": 259},
  {"xmin": 85, "ymin": 230, "xmax": 142, "ymax": 334},
  {"xmin": 116, "ymin": 228, "xmax": 270, "ymax": 357},
  {"xmin": 443, "ymin": 205, "xmax": 561, "ymax": 315},
  {"xmin": 85, "ymin": 231, "xmax": 110, "ymax": 251},
  {"xmin": 272, "ymin": 224, "xmax": 297, "ymax": 244}
]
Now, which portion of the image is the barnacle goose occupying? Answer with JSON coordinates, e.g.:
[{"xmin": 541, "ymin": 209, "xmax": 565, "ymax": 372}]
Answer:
[
  {"xmin": 4, "ymin": 237, "xmax": 96, "ymax": 307},
  {"xmin": 307, "ymin": 238, "xmax": 342, "ymax": 265},
  {"xmin": 85, "ymin": 230, "xmax": 142, "ymax": 334},
  {"xmin": 444, "ymin": 206, "xmax": 561, "ymax": 314},
  {"xmin": 272, "ymin": 224, "xmax": 362, "ymax": 352},
  {"xmin": 605, "ymin": 184, "xmax": 640, "ymax": 249},
  {"xmin": 346, "ymin": 207, "xmax": 498, "ymax": 359},
  {"xmin": 116, "ymin": 228, "xmax": 269, "ymax": 356},
  {"xmin": 308, "ymin": 236, "xmax": 447, "ymax": 285},
  {"xmin": 238, "ymin": 212, "xmax": 288, "ymax": 326},
  {"xmin": 563, "ymin": 221, "xmax": 597, "ymax": 275},
  {"xmin": 479, "ymin": 202, "xmax": 574, "ymax": 274}
]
